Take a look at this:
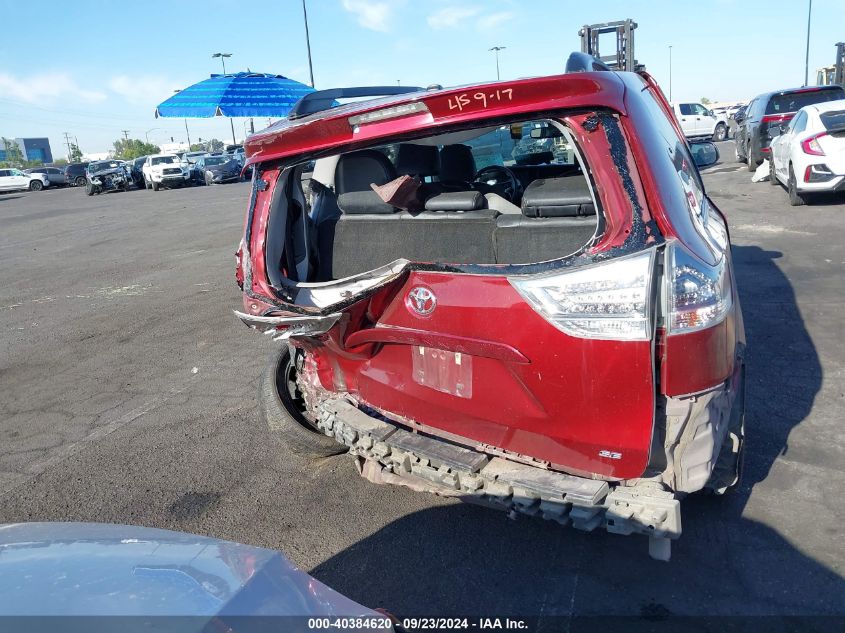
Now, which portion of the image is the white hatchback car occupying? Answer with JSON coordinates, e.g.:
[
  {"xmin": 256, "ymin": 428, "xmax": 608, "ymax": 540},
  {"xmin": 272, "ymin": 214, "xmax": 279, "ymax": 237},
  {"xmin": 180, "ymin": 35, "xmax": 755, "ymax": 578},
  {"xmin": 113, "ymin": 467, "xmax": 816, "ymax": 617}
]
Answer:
[
  {"xmin": 0, "ymin": 168, "xmax": 50, "ymax": 192},
  {"xmin": 770, "ymin": 98, "xmax": 845, "ymax": 205}
]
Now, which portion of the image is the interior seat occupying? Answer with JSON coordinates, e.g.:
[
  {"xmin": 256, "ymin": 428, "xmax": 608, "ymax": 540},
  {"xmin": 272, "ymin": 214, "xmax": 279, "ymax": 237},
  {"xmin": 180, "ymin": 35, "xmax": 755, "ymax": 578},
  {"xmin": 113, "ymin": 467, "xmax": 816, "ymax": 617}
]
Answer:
[
  {"xmin": 494, "ymin": 175, "xmax": 599, "ymax": 264},
  {"xmin": 315, "ymin": 149, "xmax": 497, "ymax": 280}
]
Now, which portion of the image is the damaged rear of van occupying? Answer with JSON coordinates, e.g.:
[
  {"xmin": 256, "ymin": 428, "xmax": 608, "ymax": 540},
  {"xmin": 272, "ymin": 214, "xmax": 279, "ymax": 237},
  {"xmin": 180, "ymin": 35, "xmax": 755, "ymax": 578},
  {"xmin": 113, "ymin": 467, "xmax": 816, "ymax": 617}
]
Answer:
[{"xmin": 235, "ymin": 57, "xmax": 746, "ymax": 560}]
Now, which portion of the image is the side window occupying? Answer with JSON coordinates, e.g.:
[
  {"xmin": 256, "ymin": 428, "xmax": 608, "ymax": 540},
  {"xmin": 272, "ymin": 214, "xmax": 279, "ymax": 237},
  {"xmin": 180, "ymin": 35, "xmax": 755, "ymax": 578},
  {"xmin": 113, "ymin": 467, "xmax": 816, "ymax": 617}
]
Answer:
[
  {"xmin": 679, "ymin": 104, "xmax": 694, "ymax": 116},
  {"xmin": 0, "ymin": 170, "xmax": 8, "ymax": 177},
  {"xmin": 792, "ymin": 111, "xmax": 808, "ymax": 133},
  {"xmin": 693, "ymin": 104, "xmax": 710, "ymax": 116}
]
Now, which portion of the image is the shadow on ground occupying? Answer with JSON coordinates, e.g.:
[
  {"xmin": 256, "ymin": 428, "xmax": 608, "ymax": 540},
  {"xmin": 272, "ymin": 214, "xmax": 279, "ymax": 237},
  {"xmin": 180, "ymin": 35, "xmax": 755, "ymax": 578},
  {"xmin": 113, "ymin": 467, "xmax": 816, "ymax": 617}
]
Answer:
[{"xmin": 309, "ymin": 244, "xmax": 841, "ymax": 619}]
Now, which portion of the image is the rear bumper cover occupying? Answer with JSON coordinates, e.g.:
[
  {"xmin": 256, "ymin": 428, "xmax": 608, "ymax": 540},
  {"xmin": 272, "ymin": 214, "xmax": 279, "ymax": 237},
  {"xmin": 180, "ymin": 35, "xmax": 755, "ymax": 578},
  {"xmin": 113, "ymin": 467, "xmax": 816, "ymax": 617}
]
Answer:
[{"xmin": 314, "ymin": 398, "xmax": 682, "ymax": 560}]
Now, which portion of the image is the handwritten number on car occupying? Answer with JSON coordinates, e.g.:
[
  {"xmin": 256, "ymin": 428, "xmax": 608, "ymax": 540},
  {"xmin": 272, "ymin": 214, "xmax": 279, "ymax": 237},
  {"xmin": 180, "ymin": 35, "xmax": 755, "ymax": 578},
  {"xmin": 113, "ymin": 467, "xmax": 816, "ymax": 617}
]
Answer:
[{"xmin": 447, "ymin": 89, "xmax": 514, "ymax": 112}]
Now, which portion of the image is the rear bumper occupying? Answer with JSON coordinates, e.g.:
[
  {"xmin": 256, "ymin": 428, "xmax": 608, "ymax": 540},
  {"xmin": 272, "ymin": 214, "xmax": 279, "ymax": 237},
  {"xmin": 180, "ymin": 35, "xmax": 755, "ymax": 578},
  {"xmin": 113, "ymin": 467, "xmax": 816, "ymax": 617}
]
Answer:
[{"xmin": 314, "ymin": 398, "xmax": 682, "ymax": 560}]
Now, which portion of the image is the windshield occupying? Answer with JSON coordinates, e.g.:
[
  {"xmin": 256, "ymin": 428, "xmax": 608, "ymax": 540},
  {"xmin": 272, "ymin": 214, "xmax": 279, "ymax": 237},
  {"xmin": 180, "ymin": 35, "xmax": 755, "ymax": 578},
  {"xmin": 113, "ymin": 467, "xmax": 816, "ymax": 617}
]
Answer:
[
  {"xmin": 766, "ymin": 88, "xmax": 845, "ymax": 114},
  {"xmin": 203, "ymin": 157, "xmax": 228, "ymax": 166},
  {"xmin": 89, "ymin": 161, "xmax": 120, "ymax": 172},
  {"xmin": 151, "ymin": 156, "xmax": 176, "ymax": 165},
  {"xmin": 459, "ymin": 120, "xmax": 575, "ymax": 169}
]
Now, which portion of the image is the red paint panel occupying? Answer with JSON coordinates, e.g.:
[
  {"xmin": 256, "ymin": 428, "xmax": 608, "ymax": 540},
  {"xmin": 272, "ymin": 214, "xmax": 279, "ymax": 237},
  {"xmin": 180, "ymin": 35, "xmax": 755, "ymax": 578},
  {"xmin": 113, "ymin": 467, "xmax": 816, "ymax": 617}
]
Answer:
[
  {"xmin": 244, "ymin": 73, "xmax": 627, "ymax": 167},
  {"xmin": 322, "ymin": 270, "xmax": 655, "ymax": 480}
]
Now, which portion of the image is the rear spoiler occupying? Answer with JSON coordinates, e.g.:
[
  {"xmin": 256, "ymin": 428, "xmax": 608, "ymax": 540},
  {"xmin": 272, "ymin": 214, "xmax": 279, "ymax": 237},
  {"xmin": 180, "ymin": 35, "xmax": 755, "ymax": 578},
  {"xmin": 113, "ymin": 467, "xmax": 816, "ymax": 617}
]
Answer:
[
  {"xmin": 565, "ymin": 51, "xmax": 613, "ymax": 74},
  {"xmin": 289, "ymin": 85, "xmax": 426, "ymax": 119}
]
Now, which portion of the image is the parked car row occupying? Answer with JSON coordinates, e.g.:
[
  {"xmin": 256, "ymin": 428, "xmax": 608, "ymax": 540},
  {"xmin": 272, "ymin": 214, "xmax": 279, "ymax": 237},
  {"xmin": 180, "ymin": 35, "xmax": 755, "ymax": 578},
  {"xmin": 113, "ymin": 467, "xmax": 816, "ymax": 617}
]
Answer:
[
  {"xmin": 0, "ymin": 168, "xmax": 51, "ymax": 192},
  {"xmin": 732, "ymin": 84, "xmax": 845, "ymax": 206}
]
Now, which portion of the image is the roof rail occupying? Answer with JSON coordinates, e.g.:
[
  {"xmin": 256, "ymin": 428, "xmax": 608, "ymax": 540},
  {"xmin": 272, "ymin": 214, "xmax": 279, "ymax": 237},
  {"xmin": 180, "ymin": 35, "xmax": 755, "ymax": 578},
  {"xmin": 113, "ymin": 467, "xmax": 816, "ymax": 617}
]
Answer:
[
  {"xmin": 565, "ymin": 51, "xmax": 613, "ymax": 74},
  {"xmin": 289, "ymin": 86, "xmax": 425, "ymax": 119}
]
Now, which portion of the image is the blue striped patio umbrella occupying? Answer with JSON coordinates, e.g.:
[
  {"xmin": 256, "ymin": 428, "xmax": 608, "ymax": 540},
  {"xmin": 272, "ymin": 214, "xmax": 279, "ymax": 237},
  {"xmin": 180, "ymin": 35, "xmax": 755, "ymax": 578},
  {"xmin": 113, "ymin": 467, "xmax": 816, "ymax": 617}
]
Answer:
[{"xmin": 155, "ymin": 72, "xmax": 316, "ymax": 143}]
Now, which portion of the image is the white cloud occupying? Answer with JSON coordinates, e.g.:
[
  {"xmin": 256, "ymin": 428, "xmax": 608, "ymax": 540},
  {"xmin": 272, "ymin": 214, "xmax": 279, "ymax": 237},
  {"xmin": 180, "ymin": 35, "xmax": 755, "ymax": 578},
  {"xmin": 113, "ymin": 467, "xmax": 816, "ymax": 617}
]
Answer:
[
  {"xmin": 427, "ymin": 6, "xmax": 481, "ymax": 29},
  {"xmin": 478, "ymin": 11, "xmax": 513, "ymax": 31},
  {"xmin": 0, "ymin": 72, "xmax": 106, "ymax": 104},
  {"xmin": 342, "ymin": 0, "xmax": 394, "ymax": 32},
  {"xmin": 109, "ymin": 75, "xmax": 180, "ymax": 106}
]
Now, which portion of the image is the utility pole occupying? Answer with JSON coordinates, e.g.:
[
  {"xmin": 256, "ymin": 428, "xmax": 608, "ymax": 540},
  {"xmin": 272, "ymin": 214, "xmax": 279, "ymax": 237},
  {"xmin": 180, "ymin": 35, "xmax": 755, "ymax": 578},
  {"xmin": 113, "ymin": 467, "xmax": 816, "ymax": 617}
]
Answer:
[
  {"xmin": 302, "ymin": 0, "xmax": 315, "ymax": 87},
  {"xmin": 212, "ymin": 52, "xmax": 232, "ymax": 74},
  {"xmin": 804, "ymin": 0, "xmax": 812, "ymax": 86},
  {"xmin": 122, "ymin": 130, "xmax": 130, "ymax": 140},
  {"xmin": 489, "ymin": 46, "xmax": 506, "ymax": 81},
  {"xmin": 63, "ymin": 132, "xmax": 73, "ymax": 161}
]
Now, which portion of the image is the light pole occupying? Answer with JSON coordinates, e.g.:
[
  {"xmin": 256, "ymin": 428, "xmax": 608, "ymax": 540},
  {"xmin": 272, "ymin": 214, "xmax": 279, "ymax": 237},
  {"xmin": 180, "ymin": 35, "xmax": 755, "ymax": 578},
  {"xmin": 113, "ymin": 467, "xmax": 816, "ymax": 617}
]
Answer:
[
  {"xmin": 212, "ymin": 52, "xmax": 232, "ymax": 74},
  {"xmin": 145, "ymin": 128, "xmax": 162, "ymax": 144},
  {"xmin": 804, "ymin": 0, "xmax": 812, "ymax": 86},
  {"xmin": 668, "ymin": 45, "xmax": 673, "ymax": 102},
  {"xmin": 302, "ymin": 0, "xmax": 315, "ymax": 87},
  {"xmin": 489, "ymin": 46, "xmax": 506, "ymax": 81}
]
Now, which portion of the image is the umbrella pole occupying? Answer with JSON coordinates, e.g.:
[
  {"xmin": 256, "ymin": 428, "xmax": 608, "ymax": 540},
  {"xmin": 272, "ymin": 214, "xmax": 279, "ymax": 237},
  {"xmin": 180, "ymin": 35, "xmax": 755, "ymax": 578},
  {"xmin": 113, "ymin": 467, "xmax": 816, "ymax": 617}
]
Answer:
[{"xmin": 230, "ymin": 118, "xmax": 237, "ymax": 145}]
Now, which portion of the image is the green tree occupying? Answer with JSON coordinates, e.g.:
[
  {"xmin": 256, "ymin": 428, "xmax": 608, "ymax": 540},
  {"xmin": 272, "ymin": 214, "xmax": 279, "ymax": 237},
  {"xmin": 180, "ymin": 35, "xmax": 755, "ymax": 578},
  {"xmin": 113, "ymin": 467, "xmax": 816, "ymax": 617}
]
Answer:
[
  {"xmin": 53, "ymin": 158, "xmax": 68, "ymax": 166},
  {"xmin": 69, "ymin": 143, "xmax": 84, "ymax": 163},
  {"xmin": 189, "ymin": 138, "xmax": 225, "ymax": 153},
  {"xmin": 2, "ymin": 137, "xmax": 24, "ymax": 166},
  {"xmin": 112, "ymin": 138, "xmax": 160, "ymax": 160},
  {"xmin": 701, "ymin": 97, "xmax": 712, "ymax": 105}
]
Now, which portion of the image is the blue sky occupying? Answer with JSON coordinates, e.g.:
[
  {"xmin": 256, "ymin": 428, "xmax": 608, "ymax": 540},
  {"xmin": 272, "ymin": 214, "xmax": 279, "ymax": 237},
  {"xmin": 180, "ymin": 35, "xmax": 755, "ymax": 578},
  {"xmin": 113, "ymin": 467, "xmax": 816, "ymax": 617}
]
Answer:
[{"xmin": 1, "ymin": 0, "xmax": 843, "ymax": 157}]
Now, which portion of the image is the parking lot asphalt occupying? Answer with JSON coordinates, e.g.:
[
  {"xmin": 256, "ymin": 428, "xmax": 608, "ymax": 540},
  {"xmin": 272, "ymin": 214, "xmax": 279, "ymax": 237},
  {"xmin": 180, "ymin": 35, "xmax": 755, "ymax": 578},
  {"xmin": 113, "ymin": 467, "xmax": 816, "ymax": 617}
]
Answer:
[{"xmin": 1, "ymin": 143, "xmax": 843, "ymax": 621}]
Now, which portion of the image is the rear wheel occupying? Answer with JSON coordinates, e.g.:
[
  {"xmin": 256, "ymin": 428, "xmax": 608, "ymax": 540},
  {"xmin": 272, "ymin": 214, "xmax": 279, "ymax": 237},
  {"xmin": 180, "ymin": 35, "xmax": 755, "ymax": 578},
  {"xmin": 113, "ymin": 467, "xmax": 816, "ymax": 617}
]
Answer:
[
  {"xmin": 75, "ymin": 175, "xmax": 86, "ymax": 187},
  {"xmin": 769, "ymin": 157, "xmax": 779, "ymax": 186},
  {"xmin": 712, "ymin": 123, "xmax": 727, "ymax": 142},
  {"xmin": 787, "ymin": 165, "xmax": 807, "ymax": 206},
  {"xmin": 29, "ymin": 180, "xmax": 43, "ymax": 192},
  {"xmin": 746, "ymin": 142, "xmax": 756, "ymax": 172},
  {"xmin": 152, "ymin": 181, "xmax": 160, "ymax": 191},
  {"xmin": 261, "ymin": 347, "xmax": 346, "ymax": 457}
]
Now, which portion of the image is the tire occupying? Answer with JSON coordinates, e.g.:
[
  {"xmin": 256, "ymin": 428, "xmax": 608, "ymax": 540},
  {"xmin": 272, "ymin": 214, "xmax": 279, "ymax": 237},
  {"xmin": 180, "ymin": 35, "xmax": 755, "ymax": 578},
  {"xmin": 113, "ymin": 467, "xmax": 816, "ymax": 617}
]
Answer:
[
  {"xmin": 746, "ymin": 142, "xmax": 756, "ymax": 172},
  {"xmin": 735, "ymin": 139, "xmax": 744, "ymax": 162},
  {"xmin": 85, "ymin": 183, "xmax": 95, "ymax": 196},
  {"xmin": 29, "ymin": 180, "xmax": 43, "ymax": 192},
  {"xmin": 152, "ymin": 181, "xmax": 160, "ymax": 191},
  {"xmin": 787, "ymin": 165, "xmax": 807, "ymax": 206},
  {"xmin": 712, "ymin": 123, "xmax": 727, "ymax": 142},
  {"xmin": 769, "ymin": 156, "xmax": 779, "ymax": 186},
  {"xmin": 75, "ymin": 176, "xmax": 86, "ymax": 187},
  {"xmin": 260, "ymin": 347, "xmax": 347, "ymax": 457},
  {"xmin": 205, "ymin": 173, "xmax": 213, "ymax": 186}
]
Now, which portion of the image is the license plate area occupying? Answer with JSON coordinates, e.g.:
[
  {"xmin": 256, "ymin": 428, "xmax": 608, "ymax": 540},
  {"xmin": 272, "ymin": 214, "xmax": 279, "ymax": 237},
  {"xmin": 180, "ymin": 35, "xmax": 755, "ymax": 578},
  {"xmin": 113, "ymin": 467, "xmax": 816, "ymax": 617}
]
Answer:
[{"xmin": 411, "ymin": 346, "xmax": 473, "ymax": 399}]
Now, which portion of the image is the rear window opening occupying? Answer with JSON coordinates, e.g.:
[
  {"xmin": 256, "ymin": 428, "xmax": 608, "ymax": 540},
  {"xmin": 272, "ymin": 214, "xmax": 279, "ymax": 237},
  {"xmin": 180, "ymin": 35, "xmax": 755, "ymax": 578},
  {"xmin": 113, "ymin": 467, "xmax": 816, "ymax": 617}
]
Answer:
[{"xmin": 263, "ymin": 117, "xmax": 603, "ymax": 290}]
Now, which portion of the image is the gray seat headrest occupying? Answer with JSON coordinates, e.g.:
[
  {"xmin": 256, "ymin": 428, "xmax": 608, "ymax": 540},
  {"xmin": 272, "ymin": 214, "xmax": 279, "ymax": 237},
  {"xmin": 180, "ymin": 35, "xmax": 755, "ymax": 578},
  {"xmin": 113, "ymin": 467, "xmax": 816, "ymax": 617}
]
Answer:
[
  {"xmin": 521, "ymin": 177, "xmax": 596, "ymax": 217},
  {"xmin": 424, "ymin": 191, "xmax": 486, "ymax": 211},
  {"xmin": 439, "ymin": 144, "xmax": 476, "ymax": 183},
  {"xmin": 338, "ymin": 191, "xmax": 396, "ymax": 214},
  {"xmin": 335, "ymin": 149, "xmax": 396, "ymax": 194}
]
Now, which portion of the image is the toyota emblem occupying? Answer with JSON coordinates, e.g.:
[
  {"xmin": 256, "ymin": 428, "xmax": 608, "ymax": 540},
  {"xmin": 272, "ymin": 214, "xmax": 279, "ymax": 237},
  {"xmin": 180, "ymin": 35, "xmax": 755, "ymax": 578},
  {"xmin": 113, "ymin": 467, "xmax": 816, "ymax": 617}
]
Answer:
[{"xmin": 406, "ymin": 286, "xmax": 436, "ymax": 317}]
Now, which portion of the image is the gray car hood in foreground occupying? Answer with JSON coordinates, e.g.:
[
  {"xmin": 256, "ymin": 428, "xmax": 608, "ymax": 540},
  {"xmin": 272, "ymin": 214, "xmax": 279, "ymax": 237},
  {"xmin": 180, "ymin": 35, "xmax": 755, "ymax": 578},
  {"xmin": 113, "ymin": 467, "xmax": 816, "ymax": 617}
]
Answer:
[{"xmin": 0, "ymin": 522, "xmax": 391, "ymax": 630}]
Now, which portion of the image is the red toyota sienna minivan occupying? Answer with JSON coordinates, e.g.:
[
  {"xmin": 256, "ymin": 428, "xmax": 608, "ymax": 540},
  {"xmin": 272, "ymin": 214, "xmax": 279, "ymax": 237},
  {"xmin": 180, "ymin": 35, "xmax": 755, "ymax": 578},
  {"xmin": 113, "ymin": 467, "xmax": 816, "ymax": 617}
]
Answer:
[{"xmin": 235, "ymin": 53, "xmax": 746, "ymax": 560}]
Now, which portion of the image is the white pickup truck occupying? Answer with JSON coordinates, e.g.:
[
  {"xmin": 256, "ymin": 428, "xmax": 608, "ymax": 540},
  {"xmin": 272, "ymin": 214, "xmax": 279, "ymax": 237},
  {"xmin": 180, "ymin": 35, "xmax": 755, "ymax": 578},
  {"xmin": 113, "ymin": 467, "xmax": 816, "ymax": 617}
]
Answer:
[
  {"xmin": 671, "ymin": 102, "xmax": 728, "ymax": 141},
  {"xmin": 142, "ymin": 153, "xmax": 190, "ymax": 191}
]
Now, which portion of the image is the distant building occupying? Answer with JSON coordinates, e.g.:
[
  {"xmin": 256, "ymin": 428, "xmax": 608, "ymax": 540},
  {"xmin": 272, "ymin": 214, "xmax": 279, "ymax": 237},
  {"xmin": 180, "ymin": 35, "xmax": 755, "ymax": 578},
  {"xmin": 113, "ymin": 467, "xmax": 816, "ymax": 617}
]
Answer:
[
  {"xmin": 159, "ymin": 142, "xmax": 190, "ymax": 154},
  {"xmin": 0, "ymin": 137, "xmax": 53, "ymax": 163}
]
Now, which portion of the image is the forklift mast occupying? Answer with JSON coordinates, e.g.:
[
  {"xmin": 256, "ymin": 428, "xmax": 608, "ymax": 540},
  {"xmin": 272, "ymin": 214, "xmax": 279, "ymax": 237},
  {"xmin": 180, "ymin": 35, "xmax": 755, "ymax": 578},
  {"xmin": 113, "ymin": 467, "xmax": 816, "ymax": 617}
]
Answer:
[{"xmin": 578, "ymin": 19, "xmax": 643, "ymax": 72}]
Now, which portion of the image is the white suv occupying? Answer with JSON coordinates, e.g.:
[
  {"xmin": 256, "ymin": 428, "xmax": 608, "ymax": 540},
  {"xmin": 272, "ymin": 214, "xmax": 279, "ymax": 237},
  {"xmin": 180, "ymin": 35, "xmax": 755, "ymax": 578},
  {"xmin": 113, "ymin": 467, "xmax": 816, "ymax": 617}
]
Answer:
[
  {"xmin": 671, "ymin": 102, "xmax": 728, "ymax": 141},
  {"xmin": 0, "ymin": 168, "xmax": 50, "ymax": 192},
  {"xmin": 141, "ymin": 154, "xmax": 190, "ymax": 191}
]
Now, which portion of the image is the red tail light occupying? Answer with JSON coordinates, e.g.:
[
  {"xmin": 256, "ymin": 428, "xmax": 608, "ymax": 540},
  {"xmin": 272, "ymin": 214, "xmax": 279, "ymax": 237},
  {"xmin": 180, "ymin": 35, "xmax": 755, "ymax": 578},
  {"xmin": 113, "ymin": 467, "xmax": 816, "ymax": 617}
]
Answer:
[
  {"xmin": 801, "ymin": 132, "xmax": 827, "ymax": 156},
  {"xmin": 761, "ymin": 113, "xmax": 793, "ymax": 123}
]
